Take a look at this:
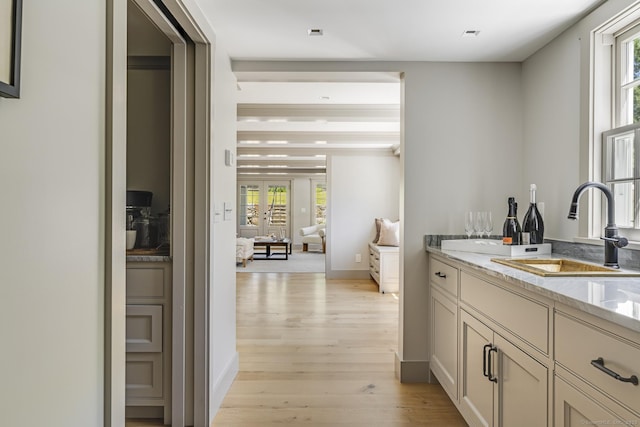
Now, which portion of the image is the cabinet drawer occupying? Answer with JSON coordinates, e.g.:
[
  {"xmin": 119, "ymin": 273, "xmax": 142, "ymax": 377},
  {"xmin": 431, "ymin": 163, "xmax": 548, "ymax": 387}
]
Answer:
[
  {"xmin": 126, "ymin": 353, "xmax": 163, "ymax": 399},
  {"xmin": 126, "ymin": 305, "xmax": 163, "ymax": 352},
  {"xmin": 460, "ymin": 271, "xmax": 548, "ymax": 353},
  {"xmin": 555, "ymin": 312, "xmax": 640, "ymax": 413},
  {"xmin": 430, "ymin": 257, "xmax": 459, "ymax": 297},
  {"xmin": 126, "ymin": 266, "xmax": 166, "ymax": 298}
]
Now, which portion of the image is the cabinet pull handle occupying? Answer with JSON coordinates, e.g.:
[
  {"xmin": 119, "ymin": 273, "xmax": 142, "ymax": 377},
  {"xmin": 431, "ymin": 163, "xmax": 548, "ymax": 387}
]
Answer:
[
  {"xmin": 590, "ymin": 357, "xmax": 639, "ymax": 386},
  {"xmin": 487, "ymin": 345, "xmax": 498, "ymax": 383},
  {"xmin": 435, "ymin": 271, "xmax": 447, "ymax": 278},
  {"xmin": 483, "ymin": 344, "xmax": 491, "ymax": 378}
]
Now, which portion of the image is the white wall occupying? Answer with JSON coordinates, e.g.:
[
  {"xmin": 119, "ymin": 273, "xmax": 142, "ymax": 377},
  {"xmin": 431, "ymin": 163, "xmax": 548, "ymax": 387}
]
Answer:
[
  {"xmin": 522, "ymin": 0, "xmax": 639, "ymax": 241},
  {"xmin": 327, "ymin": 153, "xmax": 400, "ymax": 276},
  {"xmin": 400, "ymin": 62, "xmax": 523, "ymax": 376},
  {"xmin": 291, "ymin": 177, "xmax": 312, "ymax": 246},
  {"xmin": 209, "ymin": 41, "xmax": 240, "ymax": 416},
  {"xmin": 0, "ymin": 1, "xmax": 105, "ymax": 426}
]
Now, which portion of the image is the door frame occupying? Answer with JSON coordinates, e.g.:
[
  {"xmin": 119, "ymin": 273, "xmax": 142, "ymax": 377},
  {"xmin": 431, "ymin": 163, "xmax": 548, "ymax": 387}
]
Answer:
[
  {"xmin": 105, "ymin": 0, "xmax": 212, "ymax": 425},
  {"xmin": 237, "ymin": 179, "xmax": 292, "ymax": 238}
]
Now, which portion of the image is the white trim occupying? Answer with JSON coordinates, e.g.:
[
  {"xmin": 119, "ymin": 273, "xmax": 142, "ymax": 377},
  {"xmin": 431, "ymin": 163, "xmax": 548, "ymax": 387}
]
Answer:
[
  {"xmin": 209, "ymin": 352, "xmax": 239, "ymax": 415},
  {"xmin": 105, "ymin": 0, "xmax": 128, "ymax": 425}
]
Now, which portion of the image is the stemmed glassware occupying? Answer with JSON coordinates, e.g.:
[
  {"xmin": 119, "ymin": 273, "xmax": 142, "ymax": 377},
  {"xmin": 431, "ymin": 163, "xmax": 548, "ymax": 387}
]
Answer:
[
  {"xmin": 464, "ymin": 212, "xmax": 474, "ymax": 239},
  {"xmin": 474, "ymin": 211, "xmax": 485, "ymax": 239},
  {"xmin": 484, "ymin": 212, "xmax": 493, "ymax": 239}
]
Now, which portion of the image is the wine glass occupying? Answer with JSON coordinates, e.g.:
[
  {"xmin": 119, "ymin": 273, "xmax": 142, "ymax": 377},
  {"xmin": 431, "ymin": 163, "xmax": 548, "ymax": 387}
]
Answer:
[
  {"xmin": 484, "ymin": 212, "xmax": 493, "ymax": 239},
  {"xmin": 464, "ymin": 212, "xmax": 474, "ymax": 239},
  {"xmin": 474, "ymin": 211, "xmax": 485, "ymax": 239}
]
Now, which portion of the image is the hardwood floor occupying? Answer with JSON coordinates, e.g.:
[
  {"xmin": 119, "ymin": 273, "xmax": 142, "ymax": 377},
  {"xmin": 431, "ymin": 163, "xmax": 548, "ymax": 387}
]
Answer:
[{"xmin": 212, "ymin": 272, "xmax": 466, "ymax": 426}]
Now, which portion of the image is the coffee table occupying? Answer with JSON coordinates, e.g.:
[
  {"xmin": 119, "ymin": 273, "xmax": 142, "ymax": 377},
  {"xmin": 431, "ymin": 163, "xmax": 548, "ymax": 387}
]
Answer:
[{"xmin": 253, "ymin": 238, "xmax": 292, "ymax": 260}]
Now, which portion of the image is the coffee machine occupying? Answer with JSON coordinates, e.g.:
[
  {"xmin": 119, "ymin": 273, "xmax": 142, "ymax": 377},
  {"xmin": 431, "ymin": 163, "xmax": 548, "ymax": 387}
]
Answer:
[{"xmin": 126, "ymin": 190, "xmax": 154, "ymax": 249}]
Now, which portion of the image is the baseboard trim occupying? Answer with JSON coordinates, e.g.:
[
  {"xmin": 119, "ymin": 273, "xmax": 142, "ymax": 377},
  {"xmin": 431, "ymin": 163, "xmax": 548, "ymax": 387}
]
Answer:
[
  {"xmin": 209, "ymin": 351, "xmax": 239, "ymax": 422},
  {"xmin": 394, "ymin": 352, "xmax": 432, "ymax": 383},
  {"xmin": 325, "ymin": 269, "xmax": 371, "ymax": 280}
]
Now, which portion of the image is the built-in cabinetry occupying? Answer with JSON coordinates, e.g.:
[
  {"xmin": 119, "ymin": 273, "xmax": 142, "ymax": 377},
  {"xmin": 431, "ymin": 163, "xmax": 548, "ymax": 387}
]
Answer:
[
  {"xmin": 428, "ymin": 252, "xmax": 640, "ymax": 427},
  {"xmin": 554, "ymin": 305, "xmax": 640, "ymax": 426},
  {"xmin": 368, "ymin": 242, "xmax": 399, "ymax": 293},
  {"xmin": 126, "ymin": 261, "xmax": 172, "ymax": 423}
]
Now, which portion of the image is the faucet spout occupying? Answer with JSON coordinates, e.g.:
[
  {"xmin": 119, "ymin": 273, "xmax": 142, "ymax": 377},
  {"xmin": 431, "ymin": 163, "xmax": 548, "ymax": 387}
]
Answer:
[{"xmin": 567, "ymin": 181, "xmax": 627, "ymax": 268}]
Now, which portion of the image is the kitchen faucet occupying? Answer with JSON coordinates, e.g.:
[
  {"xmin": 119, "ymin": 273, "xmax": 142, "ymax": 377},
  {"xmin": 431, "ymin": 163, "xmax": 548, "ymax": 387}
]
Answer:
[{"xmin": 567, "ymin": 181, "xmax": 628, "ymax": 268}]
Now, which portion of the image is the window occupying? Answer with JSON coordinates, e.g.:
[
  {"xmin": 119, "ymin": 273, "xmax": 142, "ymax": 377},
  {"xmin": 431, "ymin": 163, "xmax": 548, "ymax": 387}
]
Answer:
[
  {"xmin": 596, "ymin": 9, "xmax": 640, "ymax": 241},
  {"xmin": 312, "ymin": 181, "xmax": 326, "ymax": 225}
]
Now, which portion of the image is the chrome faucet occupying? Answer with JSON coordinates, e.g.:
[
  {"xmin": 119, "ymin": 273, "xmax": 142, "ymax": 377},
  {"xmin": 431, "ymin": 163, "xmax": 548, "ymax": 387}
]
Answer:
[{"xmin": 568, "ymin": 181, "xmax": 628, "ymax": 268}]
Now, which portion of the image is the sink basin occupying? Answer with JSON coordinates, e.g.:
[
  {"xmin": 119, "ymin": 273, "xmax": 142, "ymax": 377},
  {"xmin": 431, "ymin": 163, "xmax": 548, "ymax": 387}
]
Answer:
[{"xmin": 490, "ymin": 258, "xmax": 640, "ymax": 277}]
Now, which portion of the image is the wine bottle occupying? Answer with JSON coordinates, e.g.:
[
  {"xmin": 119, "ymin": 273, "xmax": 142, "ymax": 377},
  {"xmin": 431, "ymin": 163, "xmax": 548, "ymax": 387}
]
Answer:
[
  {"xmin": 502, "ymin": 197, "xmax": 522, "ymax": 245},
  {"xmin": 522, "ymin": 184, "xmax": 544, "ymax": 244}
]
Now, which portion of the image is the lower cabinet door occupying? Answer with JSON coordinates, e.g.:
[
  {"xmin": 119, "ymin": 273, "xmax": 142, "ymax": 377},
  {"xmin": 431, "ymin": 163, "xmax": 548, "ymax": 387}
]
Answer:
[
  {"xmin": 459, "ymin": 310, "xmax": 494, "ymax": 426},
  {"xmin": 554, "ymin": 375, "xmax": 631, "ymax": 427},
  {"xmin": 494, "ymin": 334, "xmax": 547, "ymax": 427},
  {"xmin": 459, "ymin": 310, "xmax": 549, "ymax": 427},
  {"xmin": 430, "ymin": 286, "xmax": 458, "ymax": 401},
  {"xmin": 126, "ymin": 353, "xmax": 163, "ymax": 400}
]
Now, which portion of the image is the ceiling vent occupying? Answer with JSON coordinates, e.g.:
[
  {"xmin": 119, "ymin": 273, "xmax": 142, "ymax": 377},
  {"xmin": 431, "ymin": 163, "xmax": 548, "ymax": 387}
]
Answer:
[
  {"xmin": 462, "ymin": 30, "xmax": 480, "ymax": 38},
  {"xmin": 308, "ymin": 28, "xmax": 324, "ymax": 36}
]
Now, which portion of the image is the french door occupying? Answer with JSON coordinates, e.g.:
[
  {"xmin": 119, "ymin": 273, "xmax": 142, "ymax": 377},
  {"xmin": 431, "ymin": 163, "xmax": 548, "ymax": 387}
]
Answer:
[{"xmin": 238, "ymin": 181, "xmax": 290, "ymax": 238}]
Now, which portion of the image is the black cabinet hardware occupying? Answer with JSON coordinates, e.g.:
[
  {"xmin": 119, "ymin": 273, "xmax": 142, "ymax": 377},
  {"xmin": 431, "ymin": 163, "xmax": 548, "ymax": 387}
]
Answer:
[
  {"xmin": 590, "ymin": 357, "xmax": 638, "ymax": 386},
  {"xmin": 434, "ymin": 272, "xmax": 447, "ymax": 278},
  {"xmin": 487, "ymin": 345, "xmax": 498, "ymax": 383},
  {"xmin": 483, "ymin": 344, "xmax": 498, "ymax": 383},
  {"xmin": 483, "ymin": 344, "xmax": 491, "ymax": 378}
]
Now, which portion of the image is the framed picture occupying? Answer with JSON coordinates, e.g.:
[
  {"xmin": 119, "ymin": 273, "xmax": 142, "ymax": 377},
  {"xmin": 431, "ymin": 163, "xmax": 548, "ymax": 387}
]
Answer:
[{"xmin": 0, "ymin": 0, "xmax": 22, "ymax": 98}]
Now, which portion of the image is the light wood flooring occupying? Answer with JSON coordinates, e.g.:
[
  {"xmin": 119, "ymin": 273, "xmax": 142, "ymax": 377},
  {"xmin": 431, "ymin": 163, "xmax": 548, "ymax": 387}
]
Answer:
[{"xmin": 211, "ymin": 272, "xmax": 466, "ymax": 426}]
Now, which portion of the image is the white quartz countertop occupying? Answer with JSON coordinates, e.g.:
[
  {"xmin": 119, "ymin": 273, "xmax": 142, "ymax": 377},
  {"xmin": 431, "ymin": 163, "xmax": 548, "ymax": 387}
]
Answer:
[{"xmin": 426, "ymin": 245, "xmax": 640, "ymax": 333}]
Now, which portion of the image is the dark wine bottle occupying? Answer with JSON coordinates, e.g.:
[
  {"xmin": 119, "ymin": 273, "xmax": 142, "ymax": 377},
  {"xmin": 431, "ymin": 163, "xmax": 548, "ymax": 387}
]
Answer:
[
  {"xmin": 522, "ymin": 184, "xmax": 544, "ymax": 244},
  {"xmin": 502, "ymin": 197, "xmax": 522, "ymax": 245}
]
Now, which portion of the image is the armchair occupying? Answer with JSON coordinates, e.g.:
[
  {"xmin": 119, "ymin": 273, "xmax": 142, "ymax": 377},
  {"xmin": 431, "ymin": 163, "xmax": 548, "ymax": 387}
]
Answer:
[{"xmin": 299, "ymin": 223, "xmax": 326, "ymax": 253}]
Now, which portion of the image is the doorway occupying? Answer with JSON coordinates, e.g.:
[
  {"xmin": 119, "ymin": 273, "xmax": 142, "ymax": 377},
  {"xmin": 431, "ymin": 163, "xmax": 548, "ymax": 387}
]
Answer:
[
  {"xmin": 107, "ymin": 0, "xmax": 212, "ymax": 426},
  {"xmin": 238, "ymin": 180, "xmax": 290, "ymax": 238}
]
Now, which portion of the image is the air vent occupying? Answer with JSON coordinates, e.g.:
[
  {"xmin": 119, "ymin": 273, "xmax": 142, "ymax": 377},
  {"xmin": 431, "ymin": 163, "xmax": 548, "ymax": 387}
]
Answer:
[
  {"xmin": 462, "ymin": 30, "xmax": 480, "ymax": 37},
  {"xmin": 308, "ymin": 28, "xmax": 324, "ymax": 36}
]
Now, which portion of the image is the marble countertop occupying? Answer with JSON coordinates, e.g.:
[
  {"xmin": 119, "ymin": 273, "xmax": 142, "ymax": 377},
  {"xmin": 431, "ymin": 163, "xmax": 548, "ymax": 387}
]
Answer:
[
  {"xmin": 126, "ymin": 255, "xmax": 172, "ymax": 262},
  {"xmin": 426, "ymin": 245, "xmax": 640, "ymax": 334}
]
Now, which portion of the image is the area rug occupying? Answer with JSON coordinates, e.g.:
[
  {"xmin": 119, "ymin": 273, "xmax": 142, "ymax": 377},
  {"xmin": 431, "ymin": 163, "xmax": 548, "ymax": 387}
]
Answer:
[{"xmin": 236, "ymin": 250, "xmax": 325, "ymax": 273}]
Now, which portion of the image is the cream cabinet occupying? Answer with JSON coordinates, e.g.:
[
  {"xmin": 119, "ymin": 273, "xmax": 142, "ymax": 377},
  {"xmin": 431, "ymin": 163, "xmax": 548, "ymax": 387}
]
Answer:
[
  {"xmin": 459, "ymin": 309, "xmax": 548, "ymax": 427},
  {"xmin": 429, "ymin": 257, "xmax": 459, "ymax": 401},
  {"xmin": 554, "ymin": 306, "xmax": 640, "ymax": 425},
  {"xmin": 126, "ymin": 261, "xmax": 172, "ymax": 423},
  {"xmin": 368, "ymin": 242, "xmax": 399, "ymax": 293},
  {"xmin": 429, "ymin": 254, "xmax": 550, "ymax": 427}
]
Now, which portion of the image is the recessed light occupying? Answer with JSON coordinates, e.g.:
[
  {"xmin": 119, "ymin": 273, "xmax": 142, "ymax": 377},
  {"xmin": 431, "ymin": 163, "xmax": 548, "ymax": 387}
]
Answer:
[
  {"xmin": 239, "ymin": 154, "xmax": 260, "ymax": 158},
  {"xmin": 242, "ymin": 140, "xmax": 261, "ymax": 144},
  {"xmin": 308, "ymin": 28, "xmax": 323, "ymax": 36},
  {"xmin": 315, "ymin": 140, "xmax": 327, "ymax": 144},
  {"xmin": 267, "ymin": 165, "xmax": 287, "ymax": 168},
  {"xmin": 239, "ymin": 172, "xmax": 260, "ymax": 175},
  {"xmin": 268, "ymin": 119, "xmax": 287, "ymax": 123},
  {"xmin": 462, "ymin": 30, "xmax": 480, "ymax": 37},
  {"xmin": 238, "ymin": 165, "xmax": 260, "ymax": 168},
  {"xmin": 266, "ymin": 140, "xmax": 288, "ymax": 145},
  {"xmin": 267, "ymin": 172, "xmax": 288, "ymax": 175},
  {"xmin": 315, "ymin": 154, "xmax": 326, "ymax": 158},
  {"xmin": 267, "ymin": 154, "xmax": 288, "ymax": 158}
]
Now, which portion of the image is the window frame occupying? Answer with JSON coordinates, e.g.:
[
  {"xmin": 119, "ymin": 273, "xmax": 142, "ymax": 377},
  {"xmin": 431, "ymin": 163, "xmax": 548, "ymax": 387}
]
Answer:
[{"xmin": 591, "ymin": 4, "xmax": 640, "ymax": 243}]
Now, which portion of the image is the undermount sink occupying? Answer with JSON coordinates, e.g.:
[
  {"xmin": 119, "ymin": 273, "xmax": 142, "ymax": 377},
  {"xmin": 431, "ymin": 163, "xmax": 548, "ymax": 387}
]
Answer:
[{"xmin": 490, "ymin": 258, "xmax": 640, "ymax": 277}]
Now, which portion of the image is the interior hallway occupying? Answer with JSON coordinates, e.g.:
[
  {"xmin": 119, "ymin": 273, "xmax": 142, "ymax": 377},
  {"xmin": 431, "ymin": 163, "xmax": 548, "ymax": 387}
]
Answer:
[{"xmin": 212, "ymin": 272, "xmax": 465, "ymax": 426}]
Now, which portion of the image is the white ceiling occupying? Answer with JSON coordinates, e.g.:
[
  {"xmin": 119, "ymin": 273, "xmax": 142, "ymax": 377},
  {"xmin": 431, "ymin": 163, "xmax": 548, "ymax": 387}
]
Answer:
[
  {"xmin": 195, "ymin": 0, "xmax": 606, "ymax": 177},
  {"xmin": 198, "ymin": 0, "xmax": 605, "ymax": 62}
]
